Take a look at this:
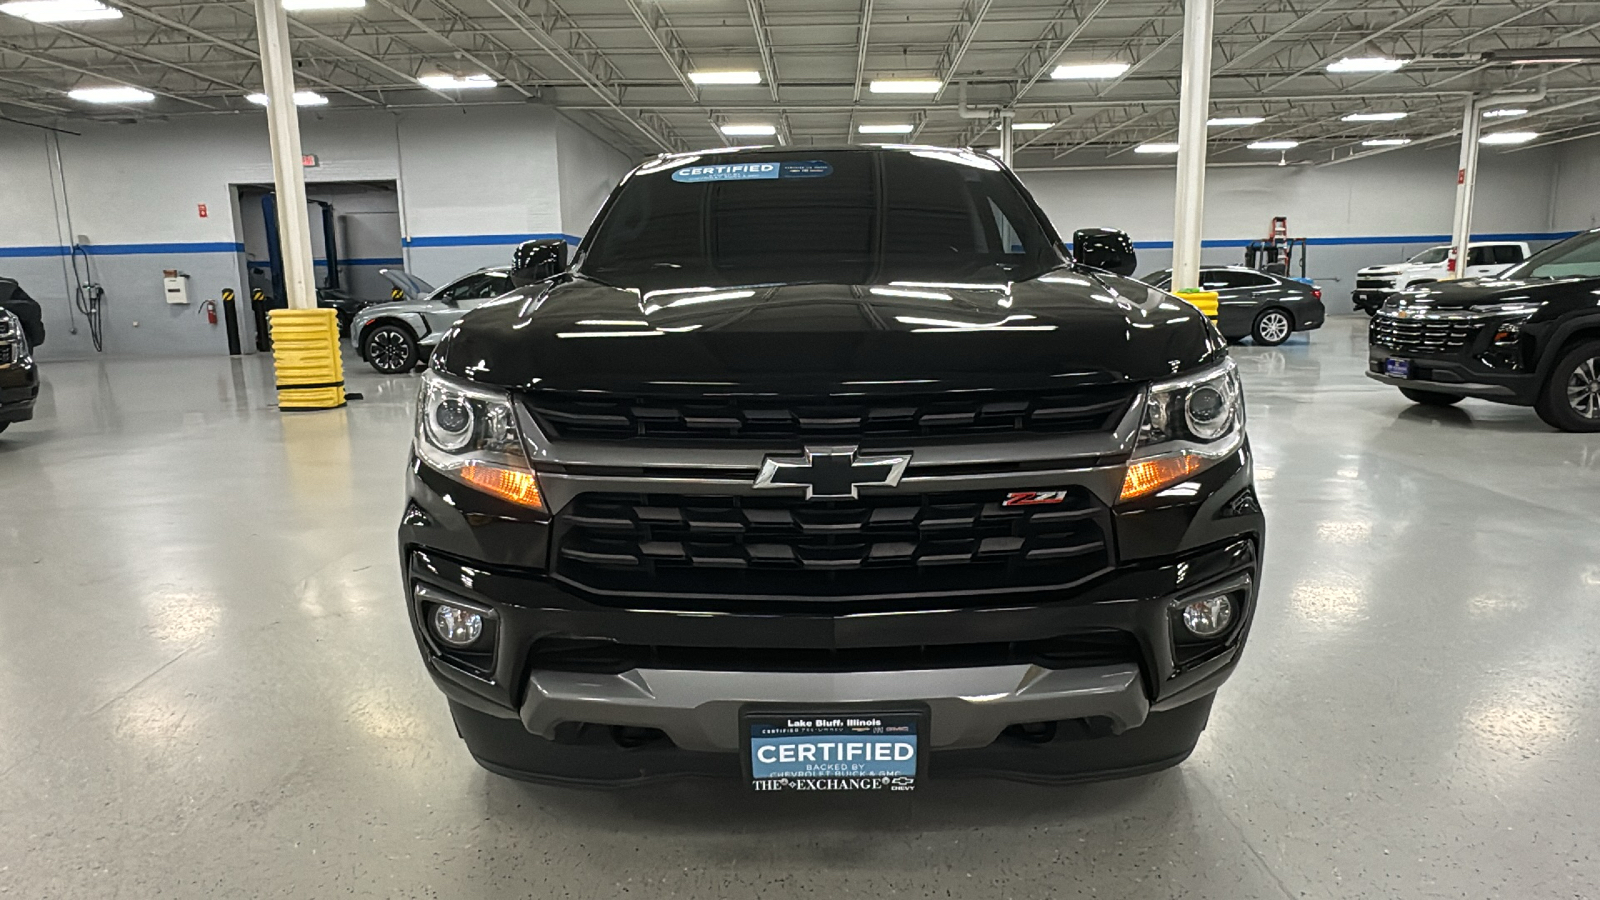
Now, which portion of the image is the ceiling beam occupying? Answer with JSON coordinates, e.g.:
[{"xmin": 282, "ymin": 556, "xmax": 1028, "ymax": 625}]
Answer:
[
  {"xmin": 481, "ymin": 0, "xmax": 683, "ymax": 153},
  {"xmin": 746, "ymin": 0, "xmax": 781, "ymax": 104},
  {"xmin": 97, "ymin": 0, "xmax": 379, "ymax": 106}
]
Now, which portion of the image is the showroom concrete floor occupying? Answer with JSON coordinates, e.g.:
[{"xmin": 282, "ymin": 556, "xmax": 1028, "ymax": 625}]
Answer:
[{"xmin": 3, "ymin": 313, "xmax": 1599, "ymax": 898}]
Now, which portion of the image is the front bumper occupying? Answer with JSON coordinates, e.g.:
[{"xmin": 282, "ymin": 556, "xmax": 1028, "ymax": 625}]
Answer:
[
  {"xmin": 402, "ymin": 466, "xmax": 1261, "ymax": 782},
  {"xmin": 1352, "ymin": 290, "xmax": 1392, "ymax": 311},
  {"xmin": 1365, "ymin": 347, "xmax": 1537, "ymax": 404},
  {"xmin": 0, "ymin": 355, "xmax": 39, "ymax": 424}
]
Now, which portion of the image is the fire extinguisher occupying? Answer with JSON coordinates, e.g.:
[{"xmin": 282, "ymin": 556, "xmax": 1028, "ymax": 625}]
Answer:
[{"xmin": 202, "ymin": 299, "xmax": 218, "ymax": 325}]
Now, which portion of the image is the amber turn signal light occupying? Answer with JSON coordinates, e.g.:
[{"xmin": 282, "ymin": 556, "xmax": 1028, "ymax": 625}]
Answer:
[
  {"xmin": 458, "ymin": 463, "xmax": 545, "ymax": 511},
  {"xmin": 1120, "ymin": 454, "xmax": 1203, "ymax": 502}
]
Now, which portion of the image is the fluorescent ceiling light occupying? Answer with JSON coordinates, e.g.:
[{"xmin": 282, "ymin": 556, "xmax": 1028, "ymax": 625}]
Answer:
[
  {"xmin": 1052, "ymin": 62, "xmax": 1130, "ymax": 80},
  {"xmin": 1010, "ymin": 122, "xmax": 1053, "ymax": 131},
  {"xmin": 857, "ymin": 123, "xmax": 914, "ymax": 134},
  {"xmin": 0, "ymin": 0, "xmax": 120, "ymax": 22},
  {"xmin": 246, "ymin": 91, "xmax": 329, "ymax": 107},
  {"xmin": 282, "ymin": 0, "xmax": 364, "ymax": 9},
  {"xmin": 1342, "ymin": 111, "xmax": 1407, "ymax": 122},
  {"xmin": 688, "ymin": 70, "xmax": 761, "ymax": 85},
  {"xmin": 1483, "ymin": 108, "xmax": 1527, "ymax": 119},
  {"xmin": 1248, "ymin": 140, "xmax": 1299, "ymax": 150},
  {"xmin": 1326, "ymin": 56, "xmax": 1407, "ymax": 74},
  {"xmin": 1208, "ymin": 116, "xmax": 1265, "ymax": 127},
  {"xmin": 69, "ymin": 85, "xmax": 154, "ymax": 104},
  {"xmin": 719, "ymin": 124, "xmax": 777, "ymax": 136},
  {"xmin": 418, "ymin": 74, "xmax": 497, "ymax": 90},
  {"xmin": 869, "ymin": 79, "xmax": 941, "ymax": 94},
  {"xmin": 1134, "ymin": 142, "xmax": 1180, "ymax": 154},
  {"xmin": 1480, "ymin": 132, "xmax": 1537, "ymax": 145},
  {"xmin": 1362, "ymin": 138, "xmax": 1411, "ymax": 147},
  {"xmin": 985, "ymin": 147, "xmax": 1004, "ymax": 157}
]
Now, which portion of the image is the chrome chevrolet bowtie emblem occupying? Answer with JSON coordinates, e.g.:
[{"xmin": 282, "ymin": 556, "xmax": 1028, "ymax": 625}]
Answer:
[{"xmin": 753, "ymin": 446, "xmax": 910, "ymax": 500}]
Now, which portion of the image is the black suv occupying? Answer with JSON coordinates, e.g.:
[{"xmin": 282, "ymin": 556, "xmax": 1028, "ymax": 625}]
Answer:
[
  {"xmin": 1367, "ymin": 228, "xmax": 1600, "ymax": 432},
  {"xmin": 399, "ymin": 146, "xmax": 1265, "ymax": 791},
  {"xmin": 0, "ymin": 304, "xmax": 39, "ymax": 434}
]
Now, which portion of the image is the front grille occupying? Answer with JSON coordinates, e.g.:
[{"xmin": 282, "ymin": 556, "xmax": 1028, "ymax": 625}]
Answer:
[
  {"xmin": 0, "ymin": 344, "xmax": 11, "ymax": 366},
  {"xmin": 1370, "ymin": 314, "xmax": 1482, "ymax": 355},
  {"xmin": 1356, "ymin": 278, "xmax": 1394, "ymax": 291},
  {"xmin": 527, "ymin": 630, "xmax": 1141, "ymax": 674},
  {"xmin": 552, "ymin": 488, "xmax": 1114, "ymax": 603},
  {"xmin": 525, "ymin": 385, "xmax": 1138, "ymax": 444}
]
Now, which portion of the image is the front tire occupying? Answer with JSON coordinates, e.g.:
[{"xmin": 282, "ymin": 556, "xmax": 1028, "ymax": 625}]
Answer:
[
  {"xmin": 1251, "ymin": 308, "xmax": 1292, "ymax": 346},
  {"xmin": 1535, "ymin": 339, "xmax": 1600, "ymax": 433},
  {"xmin": 1399, "ymin": 388, "xmax": 1462, "ymax": 406},
  {"xmin": 363, "ymin": 323, "xmax": 419, "ymax": 375}
]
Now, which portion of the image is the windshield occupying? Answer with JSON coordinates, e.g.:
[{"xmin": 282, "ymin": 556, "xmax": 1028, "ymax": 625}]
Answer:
[
  {"xmin": 1502, "ymin": 230, "xmax": 1600, "ymax": 280},
  {"xmin": 1408, "ymin": 247, "xmax": 1449, "ymax": 265},
  {"xmin": 577, "ymin": 149, "xmax": 1062, "ymax": 288}
]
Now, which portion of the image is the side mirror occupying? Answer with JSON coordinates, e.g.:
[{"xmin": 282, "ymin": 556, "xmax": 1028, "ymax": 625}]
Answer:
[
  {"xmin": 511, "ymin": 239, "xmax": 569, "ymax": 287},
  {"xmin": 1071, "ymin": 228, "xmax": 1137, "ymax": 277}
]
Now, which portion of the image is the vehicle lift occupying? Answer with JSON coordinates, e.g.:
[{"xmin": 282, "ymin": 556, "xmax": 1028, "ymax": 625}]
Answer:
[{"xmin": 1244, "ymin": 216, "xmax": 1309, "ymax": 281}]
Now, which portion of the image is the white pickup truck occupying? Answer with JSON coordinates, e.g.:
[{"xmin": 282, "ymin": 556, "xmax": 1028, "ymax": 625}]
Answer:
[{"xmin": 1352, "ymin": 241, "xmax": 1531, "ymax": 314}]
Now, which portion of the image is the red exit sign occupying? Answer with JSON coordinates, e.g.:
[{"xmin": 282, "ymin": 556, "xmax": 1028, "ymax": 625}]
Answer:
[{"xmin": 302, "ymin": 154, "xmax": 319, "ymax": 167}]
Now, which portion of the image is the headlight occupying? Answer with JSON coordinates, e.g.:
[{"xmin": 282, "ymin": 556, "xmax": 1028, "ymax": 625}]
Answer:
[
  {"xmin": 415, "ymin": 370, "xmax": 544, "ymax": 511},
  {"xmin": 0, "ymin": 311, "xmax": 27, "ymax": 363},
  {"xmin": 1121, "ymin": 358, "xmax": 1244, "ymax": 503}
]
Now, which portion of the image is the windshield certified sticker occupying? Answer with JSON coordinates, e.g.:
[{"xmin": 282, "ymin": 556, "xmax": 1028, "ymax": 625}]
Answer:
[{"xmin": 672, "ymin": 161, "xmax": 833, "ymax": 183}]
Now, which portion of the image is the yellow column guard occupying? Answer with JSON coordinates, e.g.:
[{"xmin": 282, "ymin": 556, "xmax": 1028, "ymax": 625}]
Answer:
[
  {"xmin": 1175, "ymin": 290, "xmax": 1220, "ymax": 320},
  {"xmin": 268, "ymin": 308, "xmax": 346, "ymax": 410}
]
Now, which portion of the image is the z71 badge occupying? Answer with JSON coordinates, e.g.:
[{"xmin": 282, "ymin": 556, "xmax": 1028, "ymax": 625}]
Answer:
[{"xmin": 1003, "ymin": 490, "xmax": 1071, "ymax": 507}]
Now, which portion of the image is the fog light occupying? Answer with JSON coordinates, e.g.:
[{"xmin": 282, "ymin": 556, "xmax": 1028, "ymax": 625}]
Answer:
[
  {"xmin": 1179, "ymin": 595, "xmax": 1234, "ymax": 637},
  {"xmin": 431, "ymin": 604, "xmax": 484, "ymax": 646}
]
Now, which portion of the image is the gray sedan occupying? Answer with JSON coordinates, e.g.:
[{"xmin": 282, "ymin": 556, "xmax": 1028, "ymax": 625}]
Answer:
[
  {"xmin": 351, "ymin": 267, "xmax": 515, "ymax": 373},
  {"xmin": 1143, "ymin": 266, "xmax": 1326, "ymax": 346}
]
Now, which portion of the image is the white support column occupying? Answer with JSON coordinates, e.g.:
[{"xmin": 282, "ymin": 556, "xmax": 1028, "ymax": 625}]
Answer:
[
  {"xmin": 254, "ymin": 0, "xmax": 317, "ymax": 311},
  {"xmin": 999, "ymin": 112, "xmax": 1015, "ymax": 168},
  {"xmin": 1170, "ymin": 0, "xmax": 1214, "ymax": 291},
  {"xmin": 1447, "ymin": 95, "xmax": 1482, "ymax": 281}
]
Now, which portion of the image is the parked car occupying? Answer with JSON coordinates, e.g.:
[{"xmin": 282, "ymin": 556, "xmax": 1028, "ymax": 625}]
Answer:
[
  {"xmin": 0, "ymin": 277, "xmax": 46, "ymax": 348},
  {"xmin": 399, "ymin": 145, "xmax": 1265, "ymax": 790},
  {"xmin": 0, "ymin": 308, "xmax": 39, "ymax": 434},
  {"xmin": 350, "ymin": 267, "xmax": 515, "ymax": 373},
  {"xmin": 1353, "ymin": 241, "xmax": 1531, "ymax": 314},
  {"xmin": 1367, "ymin": 227, "xmax": 1600, "ymax": 432},
  {"xmin": 1143, "ymin": 266, "xmax": 1325, "ymax": 346}
]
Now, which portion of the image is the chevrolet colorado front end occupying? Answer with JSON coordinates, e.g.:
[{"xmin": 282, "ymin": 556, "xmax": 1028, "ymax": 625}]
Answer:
[{"xmin": 398, "ymin": 146, "xmax": 1265, "ymax": 790}]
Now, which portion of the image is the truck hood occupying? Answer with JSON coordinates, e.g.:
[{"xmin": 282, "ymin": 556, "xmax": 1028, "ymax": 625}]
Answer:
[
  {"xmin": 436, "ymin": 269, "xmax": 1224, "ymax": 392},
  {"xmin": 1358, "ymin": 264, "xmax": 1409, "ymax": 276},
  {"xmin": 1394, "ymin": 275, "xmax": 1600, "ymax": 312}
]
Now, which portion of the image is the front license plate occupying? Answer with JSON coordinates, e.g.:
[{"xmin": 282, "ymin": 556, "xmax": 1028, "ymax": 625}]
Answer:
[
  {"xmin": 743, "ymin": 710, "xmax": 924, "ymax": 793},
  {"xmin": 1385, "ymin": 357, "xmax": 1412, "ymax": 378}
]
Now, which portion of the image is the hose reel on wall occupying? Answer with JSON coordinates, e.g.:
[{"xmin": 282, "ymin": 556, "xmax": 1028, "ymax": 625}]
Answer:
[{"xmin": 48, "ymin": 132, "xmax": 106, "ymax": 352}]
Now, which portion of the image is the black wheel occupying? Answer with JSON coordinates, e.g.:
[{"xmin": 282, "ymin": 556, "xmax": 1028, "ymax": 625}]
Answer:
[
  {"xmin": 363, "ymin": 323, "xmax": 419, "ymax": 375},
  {"xmin": 1251, "ymin": 308, "xmax": 1293, "ymax": 346},
  {"xmin": 1399, "ymin": 387, "xmax": 1462, "ymax": 406},
  {"xmin": 1535, "ymin": 339, "xmax": 1600, "ymax": 433}
]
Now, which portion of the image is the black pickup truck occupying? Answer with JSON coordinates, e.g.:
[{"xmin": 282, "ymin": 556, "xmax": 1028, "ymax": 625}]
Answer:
[
  {"xmin": 1367, "ymin": 228, "xmax": 1600, "ymax": 432},
  {"xmin": 397, "ymin": 145, "xmax": 1265, "ymax": 790}
]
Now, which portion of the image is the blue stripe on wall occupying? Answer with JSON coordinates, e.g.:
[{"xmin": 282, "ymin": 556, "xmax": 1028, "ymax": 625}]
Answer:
[
  {"xmin": 403, "ymin": 233, "xmax": 583, "ymax": 248},
  {"xmin": 1130, "ymin": 230, "xmax": 1582, "ymax": 251},
  {"xmin": 2, "ymin": 231, "xmax": 1580, "ymax": 259},
  {"xmin": 313, "ymin": 257, "xmax": 404, "ymax": 267}
]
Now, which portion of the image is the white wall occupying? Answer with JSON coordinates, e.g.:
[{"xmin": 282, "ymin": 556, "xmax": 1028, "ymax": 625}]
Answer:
[
  {"xmin": 556, "ymin": 115, "xmax": 637, "ymax": 241},
  {"xmin": 1, "ymin": 106, "xmax": 632, "ymax": 360},
  {"xmin": 1551, "ymin": 136, "xmax": 1600, "ymax": 232},
  {"xmin": 1019, "ymin": 142, "xmax": 1567, "ymax": 304}
]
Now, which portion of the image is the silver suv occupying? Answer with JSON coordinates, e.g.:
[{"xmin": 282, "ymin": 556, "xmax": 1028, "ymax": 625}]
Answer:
[{"xmin": 351, "ymin": 267, "xmax": 515, "ymax": 374}]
